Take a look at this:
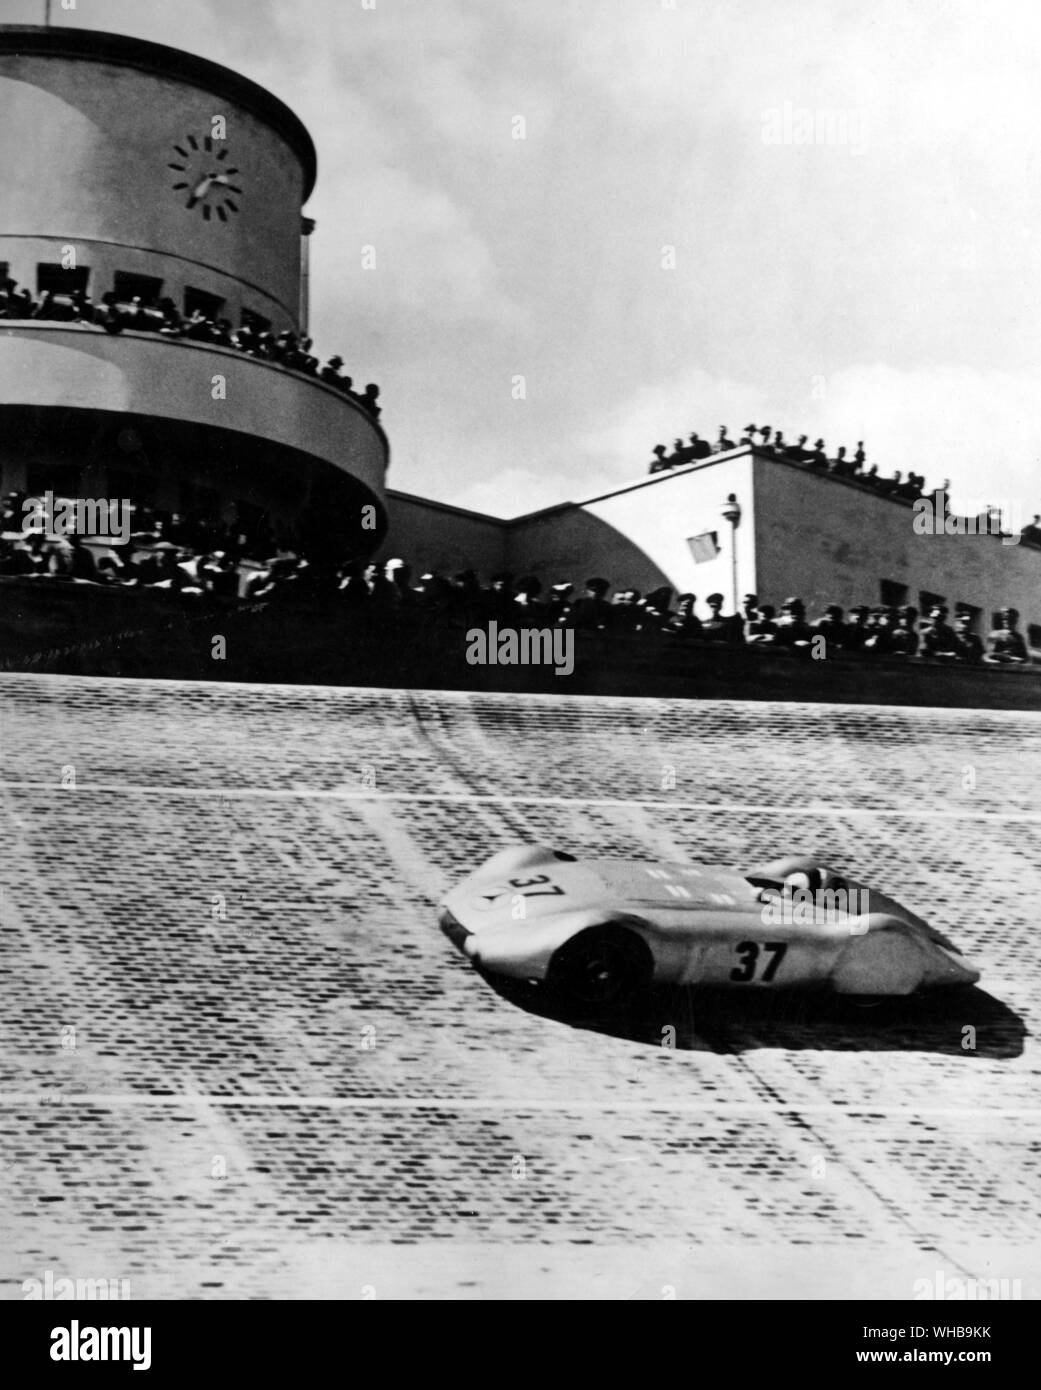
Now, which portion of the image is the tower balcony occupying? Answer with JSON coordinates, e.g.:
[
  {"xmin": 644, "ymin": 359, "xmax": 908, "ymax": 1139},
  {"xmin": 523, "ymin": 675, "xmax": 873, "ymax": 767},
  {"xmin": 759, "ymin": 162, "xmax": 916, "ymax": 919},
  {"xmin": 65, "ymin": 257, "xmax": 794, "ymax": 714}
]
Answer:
[{"xmin": 0, "ymin": 321, "xmax": 388, "ymax": 554}]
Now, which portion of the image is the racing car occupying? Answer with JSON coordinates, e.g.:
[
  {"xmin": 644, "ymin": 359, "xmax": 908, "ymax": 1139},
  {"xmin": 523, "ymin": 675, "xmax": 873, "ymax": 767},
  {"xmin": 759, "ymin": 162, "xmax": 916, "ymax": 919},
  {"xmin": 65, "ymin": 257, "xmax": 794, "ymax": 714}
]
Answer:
[{"xmin": 439, "ymin": 844, "xmax": 980, "ymax": 1008}]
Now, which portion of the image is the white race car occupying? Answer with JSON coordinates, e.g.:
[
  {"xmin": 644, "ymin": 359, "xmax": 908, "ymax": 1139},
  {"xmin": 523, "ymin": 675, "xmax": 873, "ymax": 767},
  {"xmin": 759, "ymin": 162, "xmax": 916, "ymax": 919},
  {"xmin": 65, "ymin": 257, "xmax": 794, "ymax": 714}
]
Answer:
[{"xmin": 439, "ymin": 845, "xmax": 980, "ymax": 1009}]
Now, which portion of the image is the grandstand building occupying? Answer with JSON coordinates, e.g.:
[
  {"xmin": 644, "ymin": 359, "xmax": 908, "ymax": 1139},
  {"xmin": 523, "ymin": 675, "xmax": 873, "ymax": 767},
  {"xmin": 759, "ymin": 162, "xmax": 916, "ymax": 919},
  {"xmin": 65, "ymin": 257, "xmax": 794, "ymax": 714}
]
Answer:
[
  {"xmin": 0, "ymin": 25, "xmax": 388, "ymax": 558},
  {"xmin": 385, "ymin": 449, "xmax": 1041, "ymax": 647}
]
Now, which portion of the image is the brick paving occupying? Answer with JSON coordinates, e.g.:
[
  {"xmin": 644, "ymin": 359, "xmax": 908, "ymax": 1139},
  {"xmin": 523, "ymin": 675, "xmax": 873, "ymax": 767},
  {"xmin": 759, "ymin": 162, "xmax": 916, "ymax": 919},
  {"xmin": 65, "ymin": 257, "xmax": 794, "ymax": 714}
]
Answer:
[{"xmin": 1, "ymin": 675, "xmax": 1039, "ymax": 1298}]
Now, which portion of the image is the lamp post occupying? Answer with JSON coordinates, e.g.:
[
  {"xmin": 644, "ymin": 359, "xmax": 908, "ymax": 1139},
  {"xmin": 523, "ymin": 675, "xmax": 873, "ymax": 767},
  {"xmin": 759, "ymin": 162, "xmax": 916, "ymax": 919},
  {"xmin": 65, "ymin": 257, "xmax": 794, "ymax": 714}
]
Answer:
[{"xmin": 721, "ymin": 493, "xmax": 741, "ymax": 615}]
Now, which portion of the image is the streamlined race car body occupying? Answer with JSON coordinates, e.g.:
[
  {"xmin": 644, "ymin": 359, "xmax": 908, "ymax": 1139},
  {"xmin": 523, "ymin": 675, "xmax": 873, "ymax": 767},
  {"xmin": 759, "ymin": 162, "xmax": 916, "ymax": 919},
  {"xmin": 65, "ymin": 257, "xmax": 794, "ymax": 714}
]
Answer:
[{"xmin": 439, "ymin": 844, "xmax": 980, "ymax": 1008}]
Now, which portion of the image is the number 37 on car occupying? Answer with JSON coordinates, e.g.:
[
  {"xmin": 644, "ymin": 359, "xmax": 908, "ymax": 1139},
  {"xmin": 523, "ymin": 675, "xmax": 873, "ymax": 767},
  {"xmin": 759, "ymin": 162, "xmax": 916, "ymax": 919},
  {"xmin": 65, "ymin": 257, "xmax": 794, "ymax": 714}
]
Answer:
[{"xmin": 439, "ymin": 844, "xmax": 980, "ymax": 1010}]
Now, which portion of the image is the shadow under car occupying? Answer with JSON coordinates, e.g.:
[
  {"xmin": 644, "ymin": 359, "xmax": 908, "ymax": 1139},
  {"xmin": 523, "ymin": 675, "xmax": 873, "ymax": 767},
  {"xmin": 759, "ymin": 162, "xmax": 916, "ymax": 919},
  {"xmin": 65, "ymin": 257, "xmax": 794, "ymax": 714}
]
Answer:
[{"xmin": 480, "ymin": 971, "xmax": 1025, "ymax": 1059}]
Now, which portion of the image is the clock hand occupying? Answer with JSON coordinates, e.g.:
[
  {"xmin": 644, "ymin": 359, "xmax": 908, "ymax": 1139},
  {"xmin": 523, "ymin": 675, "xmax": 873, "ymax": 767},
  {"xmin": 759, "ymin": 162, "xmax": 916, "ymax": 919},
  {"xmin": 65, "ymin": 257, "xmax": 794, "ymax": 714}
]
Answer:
[{"xmin": 187, "ymin": 175, "xmax": 214, "ymax": 209}]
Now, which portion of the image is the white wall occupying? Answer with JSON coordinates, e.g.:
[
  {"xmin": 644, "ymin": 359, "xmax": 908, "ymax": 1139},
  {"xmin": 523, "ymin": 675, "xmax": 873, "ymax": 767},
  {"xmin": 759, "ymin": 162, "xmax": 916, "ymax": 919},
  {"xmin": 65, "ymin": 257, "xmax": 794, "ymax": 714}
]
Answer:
[{"xmin": 505, "ymin": 455, "xmax": 757, "ymax": 609}]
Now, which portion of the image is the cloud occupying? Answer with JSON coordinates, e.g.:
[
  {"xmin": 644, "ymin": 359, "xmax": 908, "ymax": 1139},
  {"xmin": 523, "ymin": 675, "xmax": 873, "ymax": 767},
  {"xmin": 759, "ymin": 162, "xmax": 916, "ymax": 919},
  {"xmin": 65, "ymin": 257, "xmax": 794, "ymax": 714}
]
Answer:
[
  {"xmin": 310, "ymin": 166, "xmax": 526, "ymax": 327},
  {"xmin": 809, "ymin": 364, "xmax": 1041, "ymax": 517},
  {"xmin": 454, "ymin": 466, "xmax": 561, "ymax": 519}
]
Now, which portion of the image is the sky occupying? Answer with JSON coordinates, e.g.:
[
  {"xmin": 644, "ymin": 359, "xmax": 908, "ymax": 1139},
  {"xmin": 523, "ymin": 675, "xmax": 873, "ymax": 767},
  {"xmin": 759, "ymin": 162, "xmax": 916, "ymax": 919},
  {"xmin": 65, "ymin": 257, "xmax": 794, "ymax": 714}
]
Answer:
[{"xmin": 5, "ymin": 0, "xmax": 1041, "ymax": 520}]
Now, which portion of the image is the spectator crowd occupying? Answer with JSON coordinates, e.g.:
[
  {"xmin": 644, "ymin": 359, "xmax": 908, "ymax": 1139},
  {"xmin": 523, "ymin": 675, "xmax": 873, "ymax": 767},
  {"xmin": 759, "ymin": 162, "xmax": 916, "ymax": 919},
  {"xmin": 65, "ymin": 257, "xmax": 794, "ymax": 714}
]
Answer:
[
  {"xmin": 647, "ymin": 422, "xmax": 1041, "ymax": 546},
  {"xmin": 0, "ymin": 276, "xmax": 381, "ymax": 419},
  {"xmin": 650, "ymin": 422, "xmax": 941, "ymax": 508},
  {"xmin": 0, "ymin": 488, "xmax": 1030, "ymax": 668}
]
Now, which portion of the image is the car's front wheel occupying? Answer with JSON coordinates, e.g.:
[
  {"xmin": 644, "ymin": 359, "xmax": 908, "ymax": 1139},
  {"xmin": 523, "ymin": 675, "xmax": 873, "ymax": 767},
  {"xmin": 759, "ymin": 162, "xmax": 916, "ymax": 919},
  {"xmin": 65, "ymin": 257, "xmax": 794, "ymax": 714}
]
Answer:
[{"xmin": 546, "ymin": 924, "xmax": 654, "ymax": 1010}]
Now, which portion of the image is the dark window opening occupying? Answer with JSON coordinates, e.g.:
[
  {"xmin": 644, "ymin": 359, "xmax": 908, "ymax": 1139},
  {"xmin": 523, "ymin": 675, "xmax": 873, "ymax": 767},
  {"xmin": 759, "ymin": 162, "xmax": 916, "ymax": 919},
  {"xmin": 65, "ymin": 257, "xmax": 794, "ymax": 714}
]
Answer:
[
  {"xmin": 184, "ymin": 287, "xmax": 225, "ymax": 321},
  {"xmin": 919, "ymin": 589, "xmax": 946, "ymax": 615},
  {"xmin": 37, "ymin": 263, "xmax": 90, "ymax": 296},
  {"xmin": 1028, "ymin": 623, "xmax": 1041, "ymax": 649},
  {"xmin": 241, "ymin": 308, "xmax": 271, "ymax": 334},
  {"xmin": 112, "ymin": 272, "xmax": 163, "ymax": 306},
  {"xmin": 880, "ymin": 579, "xmax": 908, "ymax": 608},
  {"xmin": 955, "ymin": 603, "xmax": 982, "ymax": 630}
]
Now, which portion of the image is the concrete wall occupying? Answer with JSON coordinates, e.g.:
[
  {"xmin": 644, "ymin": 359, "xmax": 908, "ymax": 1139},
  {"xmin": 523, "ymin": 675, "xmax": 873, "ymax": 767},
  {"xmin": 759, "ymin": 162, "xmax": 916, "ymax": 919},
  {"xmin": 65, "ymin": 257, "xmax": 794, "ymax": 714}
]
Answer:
[
  {"xmin": 382, "ymin": 490, "xmax": 507, "ymax": 576},
  {"xmin": 752, "ymin": 454, "xmax": 1041, "ymax": 632},
  {"xmin": 0, "ymin": 36, "xmax": 309, "ymax": 329},
  {"xmin": 505, "ymin": 454, "xmax": 757, "ymax": 607}
]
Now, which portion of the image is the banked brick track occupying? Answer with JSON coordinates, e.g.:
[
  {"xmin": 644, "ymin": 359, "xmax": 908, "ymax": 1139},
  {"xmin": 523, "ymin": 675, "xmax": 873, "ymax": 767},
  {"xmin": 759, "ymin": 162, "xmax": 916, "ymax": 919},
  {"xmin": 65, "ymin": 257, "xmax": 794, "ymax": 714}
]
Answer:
[{"xmin": 0, "ymin": 675, "xmax": 1039, "ymax": 1299}]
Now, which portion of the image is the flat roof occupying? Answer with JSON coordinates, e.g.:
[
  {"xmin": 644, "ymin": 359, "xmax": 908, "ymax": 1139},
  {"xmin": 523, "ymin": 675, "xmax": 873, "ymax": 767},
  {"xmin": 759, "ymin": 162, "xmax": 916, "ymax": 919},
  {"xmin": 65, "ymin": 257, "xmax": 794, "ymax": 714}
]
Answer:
[{"xmin": 0, "ymin": 25, "xmax": 317, "ymax": 200}]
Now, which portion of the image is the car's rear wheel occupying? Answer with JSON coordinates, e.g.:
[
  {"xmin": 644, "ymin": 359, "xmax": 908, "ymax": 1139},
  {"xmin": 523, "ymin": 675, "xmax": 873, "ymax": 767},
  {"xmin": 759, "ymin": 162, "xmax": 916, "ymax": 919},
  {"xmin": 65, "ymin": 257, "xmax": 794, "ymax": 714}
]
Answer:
[{"xmin": 546, "ymin": 925, "xmax": 654, "ymax": 1010}]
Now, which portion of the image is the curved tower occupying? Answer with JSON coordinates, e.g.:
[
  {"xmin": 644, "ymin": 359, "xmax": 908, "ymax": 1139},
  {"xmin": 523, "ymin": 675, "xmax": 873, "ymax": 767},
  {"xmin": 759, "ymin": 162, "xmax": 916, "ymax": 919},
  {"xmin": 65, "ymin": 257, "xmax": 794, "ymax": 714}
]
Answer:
[{"xmin": 0, "ymin": 24, "xmax": 388, "ymax": 556}]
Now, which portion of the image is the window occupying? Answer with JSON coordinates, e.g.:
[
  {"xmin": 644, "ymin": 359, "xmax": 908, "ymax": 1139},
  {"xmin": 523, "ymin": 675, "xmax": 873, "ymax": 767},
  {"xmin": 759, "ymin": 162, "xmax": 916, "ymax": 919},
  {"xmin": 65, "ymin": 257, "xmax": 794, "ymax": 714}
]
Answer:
[
  {"xmin": 184, "ymin": 287, "xmax": 225, "ymax": 320},
  {"xmin": 880, "ymin": 579, "xmax": 908, "ymax": 608},
  {"xmin": 37, "ymin": 262, "xmax": 90, "ymax": 296},
  {"xmin": 0, "ymin": 262, "xmax": 9, "ymax": 285},
  {"xmin": 112, "ymin": 272, "xmax": 163, "ymax": 306},
  {"xmin": 241, "ymin": 307, "xmax": 271, "ymax": 334},
  {"xmin": 955, "ymin": 604, "xmax": 981, "ymax": 630},
  {"xmin": 919, "ymin": 589, "xmax": 946, "ymax": 615},
  {"xmin": 1028, "ymin": 624, "xmax": 1041, "ymax": 649}
]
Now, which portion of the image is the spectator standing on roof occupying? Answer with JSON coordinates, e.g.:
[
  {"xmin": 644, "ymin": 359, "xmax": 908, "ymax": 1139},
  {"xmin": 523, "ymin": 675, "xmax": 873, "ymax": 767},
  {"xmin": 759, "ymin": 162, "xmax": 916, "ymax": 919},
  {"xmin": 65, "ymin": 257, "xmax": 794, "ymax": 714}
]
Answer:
[{"xmin": 649, "ymin": 444, "xmax": 670, "ymax": 473}]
